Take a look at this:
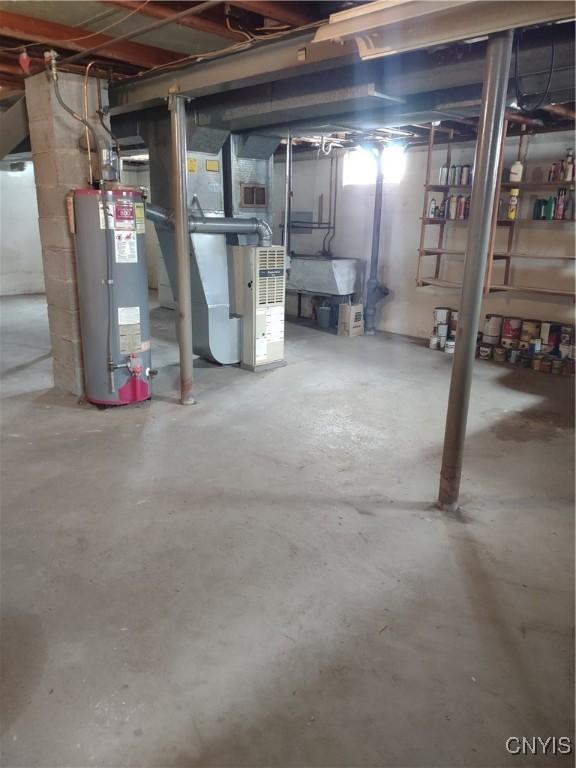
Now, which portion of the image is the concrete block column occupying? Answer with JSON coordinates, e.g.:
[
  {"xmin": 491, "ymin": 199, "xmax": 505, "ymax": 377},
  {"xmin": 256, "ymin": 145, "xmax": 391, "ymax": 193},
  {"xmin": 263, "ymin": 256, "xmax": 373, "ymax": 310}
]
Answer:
[{"xmin": 25, "ymin": 71, "xmax": 113, "ymax": 396}]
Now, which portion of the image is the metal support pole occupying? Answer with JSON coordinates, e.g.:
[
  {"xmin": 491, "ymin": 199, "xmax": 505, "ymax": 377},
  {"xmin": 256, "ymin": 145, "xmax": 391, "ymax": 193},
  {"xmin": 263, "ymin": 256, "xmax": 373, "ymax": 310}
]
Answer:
[
  {"xmin": 284, "ymin": 130, "xmax": 293, "ymax": 257},
  {"xmin": 365, "ymin": 147, "xmax": 384, "ymax": 335},
  {"xmin": 169, "ymin": 91, "xmax": 195, "ymax": 405},
  {"xmin": 438, "ymin": 30, "xmax": 513, "ymax": 510}
]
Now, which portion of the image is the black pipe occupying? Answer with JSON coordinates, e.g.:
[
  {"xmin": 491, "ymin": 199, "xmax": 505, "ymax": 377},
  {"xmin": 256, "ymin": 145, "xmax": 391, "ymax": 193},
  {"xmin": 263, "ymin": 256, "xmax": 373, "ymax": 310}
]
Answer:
[{"xmin": 364, "ymin": 149, "xmax": 384, "ymax": 335}]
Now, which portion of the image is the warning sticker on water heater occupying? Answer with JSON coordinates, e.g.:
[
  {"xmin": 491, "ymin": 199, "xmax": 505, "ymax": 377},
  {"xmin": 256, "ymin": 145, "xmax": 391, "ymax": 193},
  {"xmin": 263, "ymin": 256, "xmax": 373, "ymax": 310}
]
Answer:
[
  {"xmin": 114, "ymin": 201, "xmax": 135, "ymax": 230},
  {"xmin": 114, "ymin": 231, "xmax": 137, "ymax": 263},
  {"xmin": 118, "ymin": 306, "xmax": 140, "ymax": 325}
]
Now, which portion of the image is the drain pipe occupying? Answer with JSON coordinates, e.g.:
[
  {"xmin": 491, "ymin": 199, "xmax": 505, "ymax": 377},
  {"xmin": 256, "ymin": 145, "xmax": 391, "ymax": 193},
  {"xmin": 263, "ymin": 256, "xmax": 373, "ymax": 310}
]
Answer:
[
  {"xmin": 365, "ymin": 146, "xmax": 384, "ymax": 335},
  {"xmin": 169, "ymin": 91, "xmax": 195, "ymax": 406},
  {"xmin": 438, "ymin": 31, "xmax": 513, "ymax": 511},
  {"xmin": 146, "ymin": 204, "xmax": 272, "ymax": 246},
  {"xmin": 284, "ymin": 131, "xmax": 293, "ymax": 257}
]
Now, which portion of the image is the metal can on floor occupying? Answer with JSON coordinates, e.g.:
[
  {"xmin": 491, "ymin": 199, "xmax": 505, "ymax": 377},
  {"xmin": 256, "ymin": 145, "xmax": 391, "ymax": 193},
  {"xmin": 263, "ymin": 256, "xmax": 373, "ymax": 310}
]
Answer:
[
  {"xmin": 449, "ymin": 310, "xmax": 458, "ymax": 334},
  {"xmin": 561, "ymin": 358, "xmax": 575, "ymax": 376},
  {"xmin": 540, "ymin": 357, "xmax": 553, "ymax": 374},
  {"xmin": 551, "ymin": 358, "xmax": 563, "ymax": 374},
  {"xmin": 519, "ymin": 353, "xmax": 532, "ymax": 368},
  {"xmin": 445, "ymin": 339, "xmax": 456, "ymax": 355},
  {"xmin": 493, "ymin": 346, "xmax": 507, "ymax": 362},
  {"xmin": 531, "ymin": 354, "xmax": 544, "ymax": 371},
  {"xmin": 508, "ymin": 349, "xmax": 520, "ymax": 364},
  {"xmin": 479, "ymin": 344, "xmax": 492, "ymax": 360},
  {"xmin": 429, "ymin": 335, "xmax": 440, "ymax": 350}
]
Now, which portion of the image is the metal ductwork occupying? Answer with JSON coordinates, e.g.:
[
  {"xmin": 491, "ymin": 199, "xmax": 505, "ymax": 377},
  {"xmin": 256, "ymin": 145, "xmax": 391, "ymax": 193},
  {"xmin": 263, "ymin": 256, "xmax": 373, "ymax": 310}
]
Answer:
[
  {"xmin": 142, "ymin": 117, "xmax": 276, "ymax": 366},
  {"xmin": 146, "ymin": 203, "xmax": 272, "ymax": 246}
]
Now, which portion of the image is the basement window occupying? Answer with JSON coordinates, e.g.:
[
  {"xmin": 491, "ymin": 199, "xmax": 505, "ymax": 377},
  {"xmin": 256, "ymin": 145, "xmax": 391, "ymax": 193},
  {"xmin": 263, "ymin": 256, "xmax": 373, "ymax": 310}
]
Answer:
[
  {"xmin": 343, "ymin": 145, "xmax": 406, "ymax": 186},
  {"xmin": 240, "ymin": 183, "xmax": 267, "ymax": 207}
]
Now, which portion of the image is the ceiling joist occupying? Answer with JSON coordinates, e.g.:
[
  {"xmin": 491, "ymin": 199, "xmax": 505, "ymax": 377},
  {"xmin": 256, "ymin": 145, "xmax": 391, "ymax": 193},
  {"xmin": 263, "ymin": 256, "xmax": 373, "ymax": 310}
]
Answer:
[
  {"xmin": 230, "ymin": 1, "xmax": 315, "ymax": 28},
  {"xmin": 103, "ymin": 1, "xmax": 244, "ymax": 41},
  {"xmin": 0, "ymin": 10, "xmax": 181, "ymax": 69}
]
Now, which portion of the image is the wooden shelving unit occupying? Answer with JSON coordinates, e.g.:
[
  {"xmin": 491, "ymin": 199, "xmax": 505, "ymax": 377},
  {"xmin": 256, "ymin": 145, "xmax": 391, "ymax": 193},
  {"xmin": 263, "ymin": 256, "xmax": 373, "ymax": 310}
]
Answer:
[{"xmin": 416, "ymin": 122, "xmax": 575, "ymax": 299}]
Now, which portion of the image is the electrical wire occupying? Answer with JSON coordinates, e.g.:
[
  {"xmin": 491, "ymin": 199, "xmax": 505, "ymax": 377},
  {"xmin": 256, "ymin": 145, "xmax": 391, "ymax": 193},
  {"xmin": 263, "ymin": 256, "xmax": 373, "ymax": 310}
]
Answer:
[
  {"xmin": 83, "ymin": 61, "xmax": 98, "ymax": 186},
  {"xmin": 514, "ymin": 30, "xmax": 555, "ymax": 114},
  {"xmin": 132, "ymin": 18, "xmax": 324, "ymax": 78},
  {"xmin": 225, "ymin": 16, "xmax": 253, "ymax": 41},
  {"xmin": 0, "ymin": 0, "xmax": 151, "ymax": 54}
]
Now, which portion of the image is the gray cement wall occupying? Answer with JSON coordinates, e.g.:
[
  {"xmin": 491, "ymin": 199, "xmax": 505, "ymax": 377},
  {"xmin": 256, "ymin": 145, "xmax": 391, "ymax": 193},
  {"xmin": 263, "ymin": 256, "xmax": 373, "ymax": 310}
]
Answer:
[{"xmin": 25, "ymin": 71, "xmax": 112, "ymax": 396}]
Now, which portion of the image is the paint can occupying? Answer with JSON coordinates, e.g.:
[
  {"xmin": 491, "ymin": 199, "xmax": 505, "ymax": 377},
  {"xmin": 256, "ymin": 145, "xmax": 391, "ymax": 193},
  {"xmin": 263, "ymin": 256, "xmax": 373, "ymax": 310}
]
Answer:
[
  {"xmin": 540, "ymin": 357, "xmax": 553, "ymax": 374},
  {"xmin": 529, "ymin": 339, "xmax": 542, "ymax": 355},
  {"xmin": 508, "ymin": 348, "xmax": 520, "ymax": 364},
  {"xmin": 501, "ymin": 337, "xmax": 519, "ymax": 349},
  {"xmin": 561, "ymin": 358, "xmax": 575, "ymax": 377},
  {"xmin": 518, "ymin": 340, "xmax": 530, "ymax": 351},
  {"xmin": 531, "ymin": 354, "xmax": 544, "ymax": 371},
  {"xmin": 551, "ymin": 358, "xmax": 563, "ymax": 375},
  {"xmin": 560, "ymin": 325, "xmax": 574, "ymax": 345},
  {"xmin": 433, "ymin": 307, "xmax": 451, "ymax": 325},
  {"xmin": 501, "ymin": 316, "xmax": 522, "ymax": 343},
  {"xmin": 519, "ymin": 353, "xmax": 532, "ymax": 368},
  {"xmin": 436, "ymin": 322, "xmax": 449, "ymax": 338},
  {"xmin": 438, "ymin": 335, "xmax": 447, "ymax": 350},
  {"xmin": 521, "ymin": 319, "xmax": 541, "ymax": 342},
  {"xmin": 449, "ymin": 310, "xmax": 459, "ymax": 334},
  {"xmin": 484, "ymin": 314, "xmax": 503, "ymax": 340},
  {"xmin": 444, "ymin": 339, "xmax": 456, "ymax": 355},
  {"xmin": 429, "ymin": 335, "xmax": 440, "ymax": 350},
  {"xmin": 483, "ymin": 334, "xmax": 501, "ymax": 346},
  {"xmin": 540, "ymin": 321, "xmax": 561, "ymax": 351},
  {"xmin": 479, "ymin": 344, "xmax": 492, "ymax": 360},
  {"xmin": 493, "ymin": 346, "xmax": 507, "ymax": 362}
]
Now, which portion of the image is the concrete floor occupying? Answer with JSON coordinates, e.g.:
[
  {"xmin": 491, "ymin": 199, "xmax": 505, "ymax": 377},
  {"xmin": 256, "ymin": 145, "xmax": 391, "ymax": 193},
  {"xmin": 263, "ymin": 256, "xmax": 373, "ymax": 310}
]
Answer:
[{"xmin": 1, "ymin": 294, "xmax": 574, "ymax": 768}]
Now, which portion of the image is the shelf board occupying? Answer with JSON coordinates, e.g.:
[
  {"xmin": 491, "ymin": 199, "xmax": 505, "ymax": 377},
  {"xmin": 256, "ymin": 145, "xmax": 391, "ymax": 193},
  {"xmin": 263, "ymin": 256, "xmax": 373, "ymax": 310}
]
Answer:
[
  {"xmin": 418, "ymin": 278, "xmax": 462, "ymax": 289},
  {"xmin": 422, "ymin": 218, "xmax": 513, "ymax": 226},
  {"xmin": 493, "ymin": 251, "xmax": 576, "ymax": 261},
  {"xmin": 419, "ymin": 278, "xmax": 574, "ymax": 298},
  {"xmin": 518, "ymin": 218, "xmax": 574, "ymax": 223},
  {"xmin": 421, "ymin": 248, "xmax": 507, "ymax": 260},
  {"xmin": 490, "ymin": 284, "xmax": 575, "ymax": 298},
  {"xmin": 500, "ymin": 181, "xmax": 576, "ymax": 189},
  {"xmin": 426, "ymin": 184, "xmax": 472, "ymax": 191}
]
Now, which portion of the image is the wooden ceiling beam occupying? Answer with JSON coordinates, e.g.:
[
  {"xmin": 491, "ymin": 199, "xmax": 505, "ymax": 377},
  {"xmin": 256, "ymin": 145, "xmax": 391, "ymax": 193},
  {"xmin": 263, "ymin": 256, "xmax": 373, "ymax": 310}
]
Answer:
[
  {"xmin": 0, "ymin": 10, "xmax": 181, "ymax": 68},
  {"xmin": 103, "ymin": 1, "xmax": 243, "ymax": 41},
  {"xmin": 229, "ymin": 2, "xmax": 314, "ymax": 27}
]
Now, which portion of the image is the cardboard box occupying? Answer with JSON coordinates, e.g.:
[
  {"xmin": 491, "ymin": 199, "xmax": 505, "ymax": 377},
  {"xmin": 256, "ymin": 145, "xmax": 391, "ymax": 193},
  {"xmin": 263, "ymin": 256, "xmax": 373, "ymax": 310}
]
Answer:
[{"xmin": 338, "ymin": 303, "xmax": 364, "ymax": 336}]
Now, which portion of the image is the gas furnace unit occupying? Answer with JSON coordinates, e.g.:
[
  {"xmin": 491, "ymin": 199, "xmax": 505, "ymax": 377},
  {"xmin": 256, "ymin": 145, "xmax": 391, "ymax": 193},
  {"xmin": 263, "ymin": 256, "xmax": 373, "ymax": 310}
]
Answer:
[{"xmin": 231, "ymin": 245, "xmax": 286, "ymax": 371}]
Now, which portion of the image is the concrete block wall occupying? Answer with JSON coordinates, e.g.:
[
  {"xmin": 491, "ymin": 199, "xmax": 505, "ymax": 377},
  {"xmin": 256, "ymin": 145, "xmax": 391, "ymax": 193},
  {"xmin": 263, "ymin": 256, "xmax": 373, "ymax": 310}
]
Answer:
[{"xmin": 25, "ymin": 71, "xmax": 112, "ymax": 396}]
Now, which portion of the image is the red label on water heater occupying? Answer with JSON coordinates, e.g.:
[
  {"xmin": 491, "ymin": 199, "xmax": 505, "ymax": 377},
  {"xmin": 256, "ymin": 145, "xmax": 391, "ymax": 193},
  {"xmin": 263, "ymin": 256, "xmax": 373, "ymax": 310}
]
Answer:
[{"xmin": 114, "ymin": 202, "xmax": 135, "ymax": 230}]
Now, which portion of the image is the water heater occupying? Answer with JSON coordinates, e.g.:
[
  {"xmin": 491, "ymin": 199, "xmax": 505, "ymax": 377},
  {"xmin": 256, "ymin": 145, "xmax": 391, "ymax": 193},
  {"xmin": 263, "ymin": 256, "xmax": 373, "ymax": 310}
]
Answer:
[
  {"xmin": 231, "ymin": 245, "xmax": 286, "ymax": 371},
  {"xmin": 72, "ymin": 186, "xmax": 152, "ymax": 406}
]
